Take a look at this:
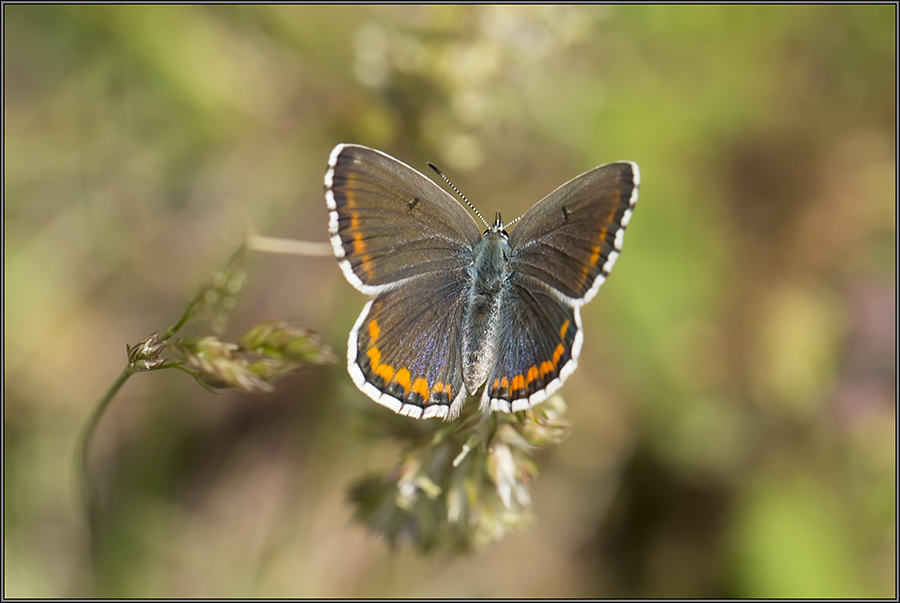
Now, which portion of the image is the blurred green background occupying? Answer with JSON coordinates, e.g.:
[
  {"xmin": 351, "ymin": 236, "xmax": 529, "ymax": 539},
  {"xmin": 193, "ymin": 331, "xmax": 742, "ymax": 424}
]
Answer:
[{"xmin": 4, "ymin": 5, "xmax": 895, "ymax": 598}]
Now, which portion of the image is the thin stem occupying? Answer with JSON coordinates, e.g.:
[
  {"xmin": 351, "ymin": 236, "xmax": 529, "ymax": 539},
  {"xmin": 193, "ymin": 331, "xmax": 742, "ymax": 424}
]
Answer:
[
  {"xmin": 78, "ymin": 366, "xmax": 135, "ymax": 508},
  {"xmin": 78, "ymin": 361, "xmax": 196, "ymax": 509},
  {"xmin": 248, "ymin": 235, "xmax": 333, "ymax": 256},
  {"xmin": 162, "ymin": 298, "xmax": 198, "ymax": 341},
  {"xmin": 157, "ymin": 362, "xmax": 204, "ymax": 380}
]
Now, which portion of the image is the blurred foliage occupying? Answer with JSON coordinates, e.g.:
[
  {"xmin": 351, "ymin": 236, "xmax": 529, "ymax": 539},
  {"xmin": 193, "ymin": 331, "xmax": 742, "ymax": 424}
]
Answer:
[{"xmin": 4, "ymin": 4, "xmax": 895, "ymax": 598}]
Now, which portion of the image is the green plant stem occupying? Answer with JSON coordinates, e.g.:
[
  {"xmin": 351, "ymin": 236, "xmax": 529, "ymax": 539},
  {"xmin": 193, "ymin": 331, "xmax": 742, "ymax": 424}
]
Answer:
[
  {"xmin": 80, "ymin": 307, "xmax": 197, "ymax": 503},
  {"xmin": 78, "ymin": 363, "xmax": 191, "ymax": 501},
  {"xmin": 78, "ymin": 243, "xmax": 249, "ymax": 514},
  {"xmin": 78, "ymin": 366, "xmax": 135, "ymax": 507},
  {"xmin": 162, "ymin": 298, "xmax": 198, "ymax": 341}
]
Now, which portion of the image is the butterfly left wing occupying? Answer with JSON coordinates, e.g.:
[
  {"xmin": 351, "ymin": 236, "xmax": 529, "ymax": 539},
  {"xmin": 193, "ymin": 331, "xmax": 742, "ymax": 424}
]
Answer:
[
  {"xmin": 507, "ymin": 161, "xmax": 639, "ymax": 306},
  {"xmin": 349, "ymin": 268, "xmax": 470, "ymax": 420},
  {"xmin": 326, "ymin": 144, "xmax": 483, "ymax": 418},
  {"xmin": 326, "ymin": 144, "xmax": 482, "ymax": 294}
]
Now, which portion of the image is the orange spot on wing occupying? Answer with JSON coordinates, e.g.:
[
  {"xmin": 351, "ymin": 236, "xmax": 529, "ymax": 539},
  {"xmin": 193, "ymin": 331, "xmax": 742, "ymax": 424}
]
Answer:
[
  {"xmin": 581, "ymin": 245, "xmax": 601, "ymax": 282},
  {"xmin": 501, "ymin": 377, "xmax": 509, "ymax": 388},
  {"xmin": 526, "ymin": 365, "xmax": 540, "ymax": 385},
  {"xmin": 553, "ymin": 344, "xmax": 566, "ymax": 365},
  {"xmin": 511, "ymin": 374, "xmax": 525, "ymax": 393},
  {"xmin": 607, "ymin": 204, "xmax": 619, "ymax": 222},
  {"xmin": 351, "ymin": 235, "xmax": 375, "ymax": 278},
  {"xmin": 580, "ymin": 206, "xmax": 620, "ymax": 283},
  {"xmin": 540, "ymin": 361, "xmax": 554, "ymax": 377},
  {"xmin": 352, "ymin": 233, "xmax": 366, "ymax": 255},
  {"xmin": 343, "ymin": 197, "xmax": 374, "ymax": 278},
  {"xmin": 368, "ymin": 319, "xmax": 380, "ymax": 341},
  {"xmin": 559, "ymin": 319, "xmax": 571, "ymax": 340},
  {"xmin": 367, "ymin": 346, "xmax": 381, "ymax": 368},
  {"xmin": 375, "ymin": 363, "xmax": 395, "ymax": 382},
  {"xmin": 395, "ymin": 368, "xmax": 411, "ymax": 392},
  {"xmin": 492, "ymin": 378, "xmax": 500, "ymax": 389},
  {"xmin": 412, "ymin": 378, "xmax": 429, "ymax": 401},
  {"xmin": 598, "ymin": 207, "xmax": 617, "ymax": 241},
  {"xmin": 432, "ymin": 381, "xmax": 444, "ymax": 393}
]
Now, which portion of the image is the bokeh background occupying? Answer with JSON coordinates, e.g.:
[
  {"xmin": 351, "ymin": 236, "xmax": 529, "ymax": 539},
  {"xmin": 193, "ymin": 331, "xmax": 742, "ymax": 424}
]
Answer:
[{"xmin": 4, "ymin": 5, "xmax": 895, "ymax": 598}]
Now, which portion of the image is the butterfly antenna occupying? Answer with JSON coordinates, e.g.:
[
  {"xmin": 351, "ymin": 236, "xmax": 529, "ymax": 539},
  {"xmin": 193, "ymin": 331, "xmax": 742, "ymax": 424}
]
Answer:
[
  {"xmin": 428, "ymin": 162, "xmax": 490, "ymax": 229},
  {"xmin": 503, "ymin": 214, "xmax": 523, "ymax": 230}
]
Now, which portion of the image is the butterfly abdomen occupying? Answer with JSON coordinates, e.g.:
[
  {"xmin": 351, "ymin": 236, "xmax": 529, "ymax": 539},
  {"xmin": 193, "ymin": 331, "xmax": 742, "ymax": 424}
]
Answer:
[{"xmin": 462, "ymin": 231, "xmax": 510, "ymax": 395}]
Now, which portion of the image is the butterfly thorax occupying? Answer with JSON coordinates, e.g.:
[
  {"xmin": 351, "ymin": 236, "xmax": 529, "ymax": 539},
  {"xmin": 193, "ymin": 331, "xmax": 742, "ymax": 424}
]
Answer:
[{"xmin": 462, "ymin": 229, "xmax": 510, "ymax": 394}]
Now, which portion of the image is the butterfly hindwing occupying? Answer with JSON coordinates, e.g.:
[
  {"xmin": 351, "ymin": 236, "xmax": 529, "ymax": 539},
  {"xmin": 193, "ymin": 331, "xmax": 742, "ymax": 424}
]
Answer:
[
  {"xmin": 349, "ymin": 268, "xmax": 471, "ymax": 420},
  {"xmin": 508, "ymin": 162, "xmax": 639, "ymax": 306},
  {"xmin": 481, "ymin": 273, "xmax": 582, "ymax": 412},
  {"xmin": 326, "ymin": 144, "xmax": 482, "ymax": 294}
]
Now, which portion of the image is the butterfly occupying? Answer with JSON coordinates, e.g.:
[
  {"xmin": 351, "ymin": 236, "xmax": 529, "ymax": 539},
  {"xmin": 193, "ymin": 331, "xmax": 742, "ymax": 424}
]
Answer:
[{"xmin": 325, "ymin": 144, "xmax": 639, "ymax": 420}]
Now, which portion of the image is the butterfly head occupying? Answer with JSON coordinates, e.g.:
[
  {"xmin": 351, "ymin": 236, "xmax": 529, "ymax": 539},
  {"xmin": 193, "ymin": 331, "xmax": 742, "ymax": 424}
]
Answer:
[{"xmin": 487, "ymin": 211, "xmax": 509, "ymax": 239}]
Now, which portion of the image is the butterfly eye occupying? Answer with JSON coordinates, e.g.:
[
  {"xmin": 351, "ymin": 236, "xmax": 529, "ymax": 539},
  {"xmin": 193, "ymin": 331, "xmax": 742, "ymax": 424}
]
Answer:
[{"xmin": 483, "ymin": 227, "xmax": 509, "ymax": 240}]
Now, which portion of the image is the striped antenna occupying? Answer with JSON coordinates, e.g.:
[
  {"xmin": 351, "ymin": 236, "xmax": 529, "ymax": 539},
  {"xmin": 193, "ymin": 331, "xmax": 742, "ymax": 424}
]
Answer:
[
  {"xmin": 502, "ymin": 214, "xmax": 523, "ymax": 230},
  {"xmin": 428, "ymin": 162, "xmax": 490, "ymax": 229}
]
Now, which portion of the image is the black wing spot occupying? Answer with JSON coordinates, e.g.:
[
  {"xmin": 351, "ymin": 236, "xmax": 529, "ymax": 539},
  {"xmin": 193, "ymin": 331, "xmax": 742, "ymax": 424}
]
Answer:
[
  {"xmin": 407, "ymin": 197, "xmax": 420, "ymax": 213},
  {"xmin": 561, "ymin": 205, "xmax": 570, "ymax": 221}
]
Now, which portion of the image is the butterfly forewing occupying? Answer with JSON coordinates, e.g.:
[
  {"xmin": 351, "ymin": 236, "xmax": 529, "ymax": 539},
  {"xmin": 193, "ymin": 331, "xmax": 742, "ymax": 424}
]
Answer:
[
  {"xmin": 326, "ymin": 144, "xmax": 482, "ymax": 293},
  {"xmin": 508, "ymin": 162, "xmax": 639, "ymax": 306}
]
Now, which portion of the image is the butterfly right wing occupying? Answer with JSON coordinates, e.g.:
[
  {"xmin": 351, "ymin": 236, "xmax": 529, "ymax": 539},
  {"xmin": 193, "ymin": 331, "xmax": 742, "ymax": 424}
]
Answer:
[
  {"xmin": 507, "ymin": 161, "xmax": 639, "ymax": 306},
  {"xmin": 481, "ymin": 161, "xmax": 638, "ymax": 414},
  {"xmin": 326, "ymin": 144, "xmax": 482, "ymax": 294},
  {"xmin": 481, "ymin": 273, "xmax": 582, "ymax": 413},
  {"xmin": 349, "ymin": 268, "xmax": 470, "ymax": 420}
]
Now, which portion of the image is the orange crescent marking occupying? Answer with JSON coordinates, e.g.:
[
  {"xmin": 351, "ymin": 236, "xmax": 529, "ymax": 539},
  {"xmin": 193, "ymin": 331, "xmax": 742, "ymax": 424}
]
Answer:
[
  {"xmin": 581, "ymin": 205, "xmax": 621, "ymax": 283},
  {"xmin": 343, "ymin": 185, "xmax": 374, "ymax": 279},
  {"xmin": 540, "ymin": 360, "xmax": 555, "ymax": 377},
  {"xmin": 525, "ymin": 365, "xmax": 540, "ymax": 386},
  {"xmin": 395, "ymin": 368, "xmax": 411, "ymax": 393},
  {"xmin": 584, "ymin": 245, "xmax": 601, "ymax": 276},
  {"xmin": 553, "ymin": 344, "xmax": 566, "ymax": 366},
  {"xmin": 559, "ymin": 319, "xmax": 571, "ymax": 340},
  {"xmin": 511, "ymin": 374, "xmax": 525, "ymax": 393},
  {"xmin": 595, "ymin": 206, "xmax": 620, "ymax": 252},
  {"xmin": 368, "ymin": 319, "xmax": 380, "ymax": 341},
  {"xmin": 412, "ymin": 378, "xmax": 430, "ymax": 401},
  {"xmin": 367, "ymin": 346, "xmax": 381, "ymax": 368},
  {"xmin": 375, "ymin": 363, "xmax": 395, "ymax": 382},
  {"xmin": 352, "ymin": 233, "xmax": 366, "ymax": 255}
]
